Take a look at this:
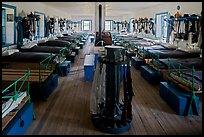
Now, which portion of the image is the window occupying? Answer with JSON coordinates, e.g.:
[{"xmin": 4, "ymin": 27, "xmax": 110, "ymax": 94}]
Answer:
[
  {"xmin": 34, "ymin": 12, "xmax": 46, "ymax": 38},
  {"xmin": 155, "ymin": 12, "xmax": 168, "ymax": 42},
  {"xmin": 81, "ymin": 20, "xmax": 92, "ymax": 31},
  {"xmin": 129, "ymin": 18, "xmax": 134, "ymax": 32},
  {"xmin": 2, "ymin": 4, "xmax": 17, "ymax": 46},
  {"xmin": 105, "ymin": 20, "xmax": 113, "ymax": 31},
  {"xmin": 2, "ymin": 8, "xmax": 6, "ymax": 46},
  {"xmin": 35, "ymin": 20, "xmax": 40, "ymax": 39},
  {"xmin": 162, "ymin": 15, "xmax": 167, "ymax": 39}
]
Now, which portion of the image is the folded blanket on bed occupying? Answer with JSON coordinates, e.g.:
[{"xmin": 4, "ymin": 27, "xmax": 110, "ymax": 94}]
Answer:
[
  {"xmin": 169, "ymin": 71, "xmax": 202, "ymax": 92},
  {"xmin": 20, "ymin": 43, "xmax": 37, "ymax": 49},
  {"xmin": 151, "ymin": 57, "xmax": 202, "ymax": 70},
  {"xmin": 2, "ymin": 52, "xmax": 58, "ymax": 63},
  {"xmin": 149, "ymin": 49, "xmax": 200, "ymax": 59},
  {"xmin": 45, "ymin": 40, "xmax": 71, "ymax": 47},
  {"xmin": 20, "ymin": 46, "xmax": 67, "ymax": 54}
]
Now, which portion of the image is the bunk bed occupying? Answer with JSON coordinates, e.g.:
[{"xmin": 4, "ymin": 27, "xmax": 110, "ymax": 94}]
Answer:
[
  {"xmin": 2, "ymin": 50, "xmax": 59, "ymax": 101},
  {"xmin": 144, "ymin": 12, "xmax": 202, "ymax": 62},
  {"xmin": 53, "ymin": 31, "xmax": 89, "ymax": 54},
  {"xmin": 113, "ymin": 34, "xmax": 144, "ymax": 46},
  {"xmin": 160, "ymin": 64, "xmax": 201, "ymax": 116},
  {"xmin": 167, "ymin": 69, "xmax": 202, "ymax": 94},
  {"xmin": 143, "ymin": 57, "xmax": 202, "ymax": 82},
  {"xmin": 38, "ymin": 39, "xmax": 76, "ymax": 54},
  {"xmin": 37, "ymin": 37, "xmax": 80, "ymax": 61},
  {"xmin": 122, "ymin": 37, "xmax": 176, "ymax": 67},
  {"xmin": 147, "ymin": 48, "xmax": 200, "ymax": 59},
  {"xmin": 136, "ymin": 43, "xmax": 177, "ymax": 61},
  {"xmin": 19, "ymin": 42, "xmax": 68, "ymax": 62},
  {"xmin": 2, "ymin": 70, "xmax": 34, "ymax": 135},
  {"xmin": 114, "ymin": 35, "xmax": 165, "ymax": 57},
  {"xmin": 37, "ymin": 38, "xmax": 72, "ymax": 48},
  {"xmin": 2, "ymin": 51, "xmax": 57, "ymax": 84},
  {"xmin": 113, "ymin": 35, "xmax": 147, "ymax": 58},
  {"xmin": 54, "ymin": 32, "xmax": 88, "ymax": 44},
  {"xmin": 138, "ymin": 31, "xmax": 202, "ymax": 83},
  {"xmin": 20, "ymin": 45, "xmax": 68, "ymax": 56},
  {"xmin": 57, "ymin": 35, "xmax": 80, "ymax": 43},
  {"xmin": 146, "ymin": 45, "xmax": 201, "ymax": 70},
  {"xmin": 150, "ymin": 57, "xmax": 202, "ymax": 70}
]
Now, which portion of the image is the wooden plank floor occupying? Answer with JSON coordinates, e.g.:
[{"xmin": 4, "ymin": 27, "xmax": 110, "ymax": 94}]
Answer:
[{"xmin": 25, "ymin": 39, "xmax": 202, "ymax": 135}]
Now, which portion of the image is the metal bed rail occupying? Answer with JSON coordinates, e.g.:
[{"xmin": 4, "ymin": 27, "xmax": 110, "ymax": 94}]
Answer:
[{"xmin": 2, "ymin": 70, "xmax": 31, "ymax": 115}]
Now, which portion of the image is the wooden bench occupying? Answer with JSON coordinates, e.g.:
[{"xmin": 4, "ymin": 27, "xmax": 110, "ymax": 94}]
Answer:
[{"xmin": 84, "ymin": 54, "xmax": 95, "ymax": 81}]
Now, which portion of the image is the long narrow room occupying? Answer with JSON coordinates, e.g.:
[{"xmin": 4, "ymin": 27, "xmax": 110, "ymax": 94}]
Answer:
[{"xmin": 2, "ymin": 2, "xmax": 202, "ymax": 135}]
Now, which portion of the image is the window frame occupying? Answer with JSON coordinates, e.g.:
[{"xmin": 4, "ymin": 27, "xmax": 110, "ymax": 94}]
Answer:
[
  {"xmin": 2, "ymin": 8, "xmax": 6, "ymax": 46},
  {"xmin": 105, "ymin": 20, "xmax": 113, "ymax": 31},
  {"xmin": 81, "ymin": 20, "xmax": 92, "ymax": 31},
  {"xmin": 155, "ymin": 12, "xmax": 168, "ymax": 40},
  {"xmin": 34, "ymin": 11, "xmax": 46, "ymax": 38},
  {"xmin": 2, "ymin": 3, "xmax": 17, "ymax": 47}
]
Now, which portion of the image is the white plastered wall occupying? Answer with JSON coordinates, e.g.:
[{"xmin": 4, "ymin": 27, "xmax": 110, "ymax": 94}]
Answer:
[
  {"xmin": 71, "ymin": 15, "xmax": 94, "ymax": 32},
  {"xmin": 2, "ymin": 2, "xmax": 71, "ymax": 50},
  {"xmin": 3, "ymin": 2, "xmax": 202, "ymax": 44},
  {"xmin": 2, "ymin": 2, "xmax": 133, "ymax": 34},
  {"xmin": 2, "ymin": 2, "xmax": 70, "ymax": 18},
  {"xmin": 133, "ymin": 2, "xmax": 202, "ymax": 19}
]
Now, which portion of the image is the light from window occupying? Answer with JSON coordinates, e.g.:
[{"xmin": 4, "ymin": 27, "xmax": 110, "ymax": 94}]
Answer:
[
  {"xmin": 155, "ymin": 12, "xmax": 168, "ymax": 40},
  {"xmin": 105, "ymin": 20, "xmax": 112, "ymax": 31},
  {"xmin": 82, "ymin": 20, "xmax": 91, "ymax": 31},
  {"xmin": 163, "ymin": 15, "xmax": 167, "ymax": 38}
]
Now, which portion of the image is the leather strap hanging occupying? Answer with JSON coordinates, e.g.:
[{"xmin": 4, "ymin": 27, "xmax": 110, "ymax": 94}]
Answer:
[{"xmin": 183, "ymin": 14, "xmax": 189, "ymax": 40}]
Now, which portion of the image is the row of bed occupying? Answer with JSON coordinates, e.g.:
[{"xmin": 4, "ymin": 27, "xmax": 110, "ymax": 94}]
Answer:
[
  {"xmin": 112, "ymin": 32, "xmax": 202, "ymax": 116},
  {"xmin": 112, "ymin": 33, "xmax": 202, "ymax": 84},
  {"xmin": 2, "ymin": 31, "xmax": 89, "ymax": 134}
]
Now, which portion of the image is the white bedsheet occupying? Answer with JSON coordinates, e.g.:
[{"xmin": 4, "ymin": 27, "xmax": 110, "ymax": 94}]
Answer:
[
  {"xmin": 2, "ymin": 49, "xmax": 19, "ymax": 56},
  {"xmin": 2, "ymin": 92, "xmax": 27, "ymax": 118}
]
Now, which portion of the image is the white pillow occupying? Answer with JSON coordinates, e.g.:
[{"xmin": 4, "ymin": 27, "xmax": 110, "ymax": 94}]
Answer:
[
  {"xmin": 2, "ymin": 49, "xmax": 19, "ymax": 56},
  {"xmin": 48, "ymin": 35, "xmax": 58, "ymax": 40},
  {"xmin": 56, "ymin": 33, "xmax": 63, "ymax": 37},
  {"xmin": 38, "ymin": 39, "xmax": 47, "ymax": 43},
  {"xmin": 153, "ymin": 40, "xmax": 162, "ymax": 45},
  {"xmin": 143, "ymin": 38, "xmax": 152, "ymax": 41},
  {"xmin": 21, "ymin": 43, "xmax": 37, "ymax": 49}
]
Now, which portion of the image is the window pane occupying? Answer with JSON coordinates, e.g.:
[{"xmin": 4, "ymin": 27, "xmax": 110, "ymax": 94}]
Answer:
[
  {"xmin": 105, "ymin": 20, "xmax": 112, "ymax": 31},
  {"xmin": 163, "ymin": 15, "xmax": 167, "ymax": 38},
  {"xmin": 156, "ymin": 13, "xmax": 168, "ymax": 39},
  {"xmin": 2, "ymin": 9, "xmax": 6, "ymax": 46},
  {"xmin": 82, "ymin": 20, "xmax": 91, "ymax": 31}
]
